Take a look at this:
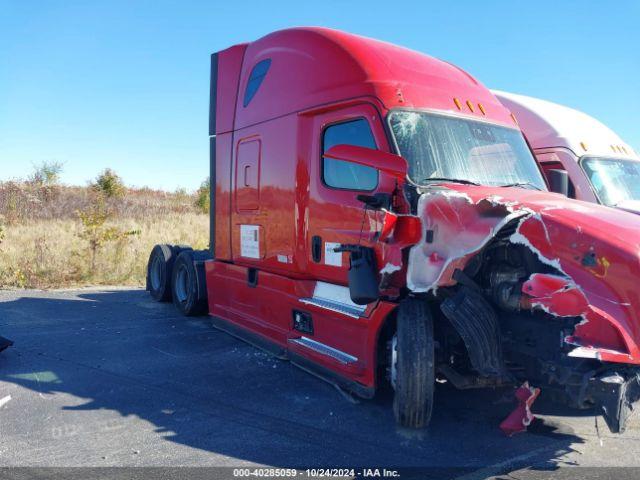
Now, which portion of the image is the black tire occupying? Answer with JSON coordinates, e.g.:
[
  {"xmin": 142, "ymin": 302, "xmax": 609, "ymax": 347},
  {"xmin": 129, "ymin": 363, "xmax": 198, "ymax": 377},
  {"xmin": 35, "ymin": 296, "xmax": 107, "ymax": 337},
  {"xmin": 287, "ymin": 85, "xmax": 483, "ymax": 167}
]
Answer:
[
  {"xmin": 146, "ymin": 244, "xmax": 175, "ymax": 302},
  {"xmin": 171, "ymin": 250, "xmax": 209, "ymax": 316},
  {"xmin": 146, "ymin": 244, "xmax": 192, "ymax": 302},
  {"xmin": 392, "ymin": 297, "xmax": 435, "ymax": 429}
]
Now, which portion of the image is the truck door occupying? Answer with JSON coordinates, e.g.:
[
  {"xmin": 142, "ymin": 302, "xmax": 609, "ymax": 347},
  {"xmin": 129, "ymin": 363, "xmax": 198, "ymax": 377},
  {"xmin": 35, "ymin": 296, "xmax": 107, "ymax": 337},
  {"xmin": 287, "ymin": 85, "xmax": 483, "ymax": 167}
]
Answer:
[
  {"xmin": 288, "ymin": 103, "xmax": 391, "ymax": 378},
  {"xmin": 306, "ymin": 103, "xmax": 391, "ymax": 286}
]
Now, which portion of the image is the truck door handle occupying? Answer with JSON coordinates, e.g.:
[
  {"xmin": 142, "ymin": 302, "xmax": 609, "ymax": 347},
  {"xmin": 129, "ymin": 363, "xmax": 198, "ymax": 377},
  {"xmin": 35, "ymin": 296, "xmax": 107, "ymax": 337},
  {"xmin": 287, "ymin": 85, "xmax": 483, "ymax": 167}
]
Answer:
[
  {"xmin": 312, "ymin": 236, "xmax": 322, "ymax": 263},
  {"xmin": 243, "ymin": 165, "xmax": 250, "ymax": 187}
]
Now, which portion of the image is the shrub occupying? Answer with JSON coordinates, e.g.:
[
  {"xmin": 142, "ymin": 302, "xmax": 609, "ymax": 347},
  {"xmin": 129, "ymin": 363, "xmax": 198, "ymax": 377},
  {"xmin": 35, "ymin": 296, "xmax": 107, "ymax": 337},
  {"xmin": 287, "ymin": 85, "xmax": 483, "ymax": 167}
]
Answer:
[
  {"xmin": 29, "ymin": 161, "xmax": 63, "ymax": 186},
  {"xmin": 76, "ymin": 198, "xmax": 140, "ymax": 273},
  {"xmin": 195, "ymin": 178, "xmax": 210, "ymax": 214},
  {"xmin": 94, "ymin": 169, "xmax": 126, "ymax": 198},
  {"xmin": 0, "ymin": 173, "xmax": 209, "ymax": 288}
]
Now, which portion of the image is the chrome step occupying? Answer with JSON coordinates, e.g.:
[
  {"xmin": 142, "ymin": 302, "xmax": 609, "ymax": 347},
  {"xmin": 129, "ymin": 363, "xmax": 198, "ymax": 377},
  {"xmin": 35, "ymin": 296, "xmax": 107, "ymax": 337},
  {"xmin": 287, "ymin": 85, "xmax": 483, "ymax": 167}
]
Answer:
[
  {"xmin": 289, "ymin": 336, "xmax": 357, "ymax": 364},
  {"xmin": 300, "ymin": 282, "xmax": 366, "ymax": 319}
]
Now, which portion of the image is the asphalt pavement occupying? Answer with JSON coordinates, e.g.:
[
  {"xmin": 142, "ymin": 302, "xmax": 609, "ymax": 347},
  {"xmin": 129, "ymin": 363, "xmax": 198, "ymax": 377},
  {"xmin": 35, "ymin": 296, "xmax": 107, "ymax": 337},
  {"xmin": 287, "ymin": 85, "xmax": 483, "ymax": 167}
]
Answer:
[{"xmin": 1, "ymin": 288, "xmax": 640, "ymax": 479}]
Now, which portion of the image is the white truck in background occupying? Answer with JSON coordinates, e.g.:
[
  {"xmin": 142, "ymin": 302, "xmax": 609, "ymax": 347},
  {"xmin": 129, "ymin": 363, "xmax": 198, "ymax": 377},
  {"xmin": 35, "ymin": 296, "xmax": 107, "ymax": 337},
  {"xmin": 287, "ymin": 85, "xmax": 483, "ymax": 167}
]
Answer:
[{"xmin": 494, "ymin": 91, "xmax": 640, "ymax": 214}]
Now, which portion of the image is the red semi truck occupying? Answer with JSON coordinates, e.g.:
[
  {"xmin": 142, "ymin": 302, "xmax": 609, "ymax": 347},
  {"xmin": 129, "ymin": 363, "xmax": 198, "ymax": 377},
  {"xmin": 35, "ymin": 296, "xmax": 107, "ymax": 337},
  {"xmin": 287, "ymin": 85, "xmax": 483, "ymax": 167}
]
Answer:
[{"xmin": 147, "ymin": 28, "xmax": 640, "ymax": 433}]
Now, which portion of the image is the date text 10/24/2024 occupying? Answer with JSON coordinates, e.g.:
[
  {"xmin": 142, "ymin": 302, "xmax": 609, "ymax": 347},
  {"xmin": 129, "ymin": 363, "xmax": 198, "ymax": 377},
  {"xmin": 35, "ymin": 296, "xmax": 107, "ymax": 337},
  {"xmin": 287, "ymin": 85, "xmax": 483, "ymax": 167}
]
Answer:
[{"xmin": 232, "ymin": 468, "xmax": 401, "ymax": 478}]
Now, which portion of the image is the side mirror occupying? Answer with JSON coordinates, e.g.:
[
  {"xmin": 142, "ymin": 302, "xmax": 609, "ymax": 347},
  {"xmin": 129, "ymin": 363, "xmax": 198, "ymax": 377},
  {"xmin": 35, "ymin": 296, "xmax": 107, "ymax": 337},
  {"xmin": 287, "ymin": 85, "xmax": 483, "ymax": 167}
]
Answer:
[
  {"xmin": 323, "ymin": 144, "xmax": 408, "ymax": 184},
  {"xmin": 547, "ymin": 169, "xmax": 569, "ymax": 196}
]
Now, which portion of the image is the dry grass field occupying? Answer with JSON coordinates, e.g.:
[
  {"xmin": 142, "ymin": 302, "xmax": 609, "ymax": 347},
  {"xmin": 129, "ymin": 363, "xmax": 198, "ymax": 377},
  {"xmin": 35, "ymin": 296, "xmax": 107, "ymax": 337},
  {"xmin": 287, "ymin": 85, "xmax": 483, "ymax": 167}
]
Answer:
[{"xmin": 0, "ymin": 172, "xmax": 209, "ymax": 289}]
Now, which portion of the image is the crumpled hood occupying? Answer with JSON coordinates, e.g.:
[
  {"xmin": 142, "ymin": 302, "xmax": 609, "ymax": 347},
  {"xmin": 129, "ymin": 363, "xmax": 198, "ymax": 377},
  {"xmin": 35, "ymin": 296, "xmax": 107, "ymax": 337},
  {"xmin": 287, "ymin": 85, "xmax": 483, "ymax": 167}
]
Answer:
[{"xmin": 406, "ymin": 184, "xmax": 640, "ymax": 363}]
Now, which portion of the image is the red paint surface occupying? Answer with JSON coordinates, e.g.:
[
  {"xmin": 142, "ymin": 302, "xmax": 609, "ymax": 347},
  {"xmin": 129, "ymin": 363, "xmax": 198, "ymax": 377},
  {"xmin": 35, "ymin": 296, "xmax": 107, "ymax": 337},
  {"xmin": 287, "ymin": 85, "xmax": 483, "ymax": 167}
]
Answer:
[
  {"xmin": 204, "ymin": 260, "xmax": 395, "ymax": 389},
  {"xmin": 215, "ymin": 44, "xmax": 247, "ymax": 135},
  {"xmin": 424, "ymin": 185, "xmax": 640, "ymax": 364},
  {"xmin": 232, "ymin": 28, "xmax": 514, "ymax": 131}
]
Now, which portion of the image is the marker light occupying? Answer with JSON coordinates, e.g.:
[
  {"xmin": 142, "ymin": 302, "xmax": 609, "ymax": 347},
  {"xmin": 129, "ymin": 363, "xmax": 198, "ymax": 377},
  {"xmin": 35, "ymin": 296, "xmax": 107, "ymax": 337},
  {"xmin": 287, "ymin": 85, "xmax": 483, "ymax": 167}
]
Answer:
[
  {"xmin": 466, "ymin": 100, "xmax": 475, "ymax": 112},
  {"xmin": 453, "ymin": 98, "xmax": 462, "ymax": 110},
  {"xmin": 580, "ymin": 142, "xmax": 588, "ymax": 152},
  {"xmin": 478, "ymin": 103, "xmax": 486, "ymax": 115}
]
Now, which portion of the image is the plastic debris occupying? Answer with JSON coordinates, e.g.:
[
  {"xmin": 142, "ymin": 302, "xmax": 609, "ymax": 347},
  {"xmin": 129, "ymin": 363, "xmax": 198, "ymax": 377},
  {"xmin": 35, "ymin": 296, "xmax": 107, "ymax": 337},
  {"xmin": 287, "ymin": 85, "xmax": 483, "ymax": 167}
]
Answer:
[{"xmin": 500, "ymin": 382, "xmax": 541, "ymax": 436}]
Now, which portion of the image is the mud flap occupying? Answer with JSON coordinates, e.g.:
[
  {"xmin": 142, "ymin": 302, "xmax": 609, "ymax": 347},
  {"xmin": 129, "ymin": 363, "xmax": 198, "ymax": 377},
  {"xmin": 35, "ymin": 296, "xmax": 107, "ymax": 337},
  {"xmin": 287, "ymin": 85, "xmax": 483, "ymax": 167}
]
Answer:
[
  {"xmin": 592, "ymin": 371, "xmax": 640, "ymax": 434},
  {"xmin": 441, "ymin": 286, "xmax": 503, "ymax": 376}
]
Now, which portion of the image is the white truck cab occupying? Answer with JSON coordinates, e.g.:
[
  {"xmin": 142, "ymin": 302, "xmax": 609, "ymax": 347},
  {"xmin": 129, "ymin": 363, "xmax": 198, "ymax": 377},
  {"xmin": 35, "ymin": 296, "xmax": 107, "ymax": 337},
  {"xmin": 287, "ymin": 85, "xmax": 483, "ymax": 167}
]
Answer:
[{"xmin": 494, "ymin": 91, "xmax": 640, "ymax": 214}]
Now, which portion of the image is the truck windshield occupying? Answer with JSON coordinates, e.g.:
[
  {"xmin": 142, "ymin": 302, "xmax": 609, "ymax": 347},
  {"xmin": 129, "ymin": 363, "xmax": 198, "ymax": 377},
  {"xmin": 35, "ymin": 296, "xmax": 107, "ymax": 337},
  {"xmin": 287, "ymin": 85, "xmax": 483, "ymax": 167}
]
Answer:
[
  {"xmin": 581, "ymin": 156, "xmax": 640, "ymax": 206},
  {"xmin": 389, "ymin": 110, "xmax": 546, "ymax": 189}
]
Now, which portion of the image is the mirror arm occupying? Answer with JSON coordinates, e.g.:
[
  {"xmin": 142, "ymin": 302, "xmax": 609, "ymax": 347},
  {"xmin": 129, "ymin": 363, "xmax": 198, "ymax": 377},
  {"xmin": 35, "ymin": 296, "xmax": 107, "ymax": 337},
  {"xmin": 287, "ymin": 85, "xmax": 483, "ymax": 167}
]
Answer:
[{"xmin": 357, "ymin": 193, "xmax": 392, "ymax": 210}]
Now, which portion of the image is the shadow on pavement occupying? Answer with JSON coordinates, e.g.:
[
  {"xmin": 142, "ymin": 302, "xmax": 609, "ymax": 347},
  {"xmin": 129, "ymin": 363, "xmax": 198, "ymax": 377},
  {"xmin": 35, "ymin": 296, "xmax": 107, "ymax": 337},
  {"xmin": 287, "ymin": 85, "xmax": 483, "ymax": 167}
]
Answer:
[{"xmin": 0, "ymin": 289, "xmax": 584, "ymax": 476}]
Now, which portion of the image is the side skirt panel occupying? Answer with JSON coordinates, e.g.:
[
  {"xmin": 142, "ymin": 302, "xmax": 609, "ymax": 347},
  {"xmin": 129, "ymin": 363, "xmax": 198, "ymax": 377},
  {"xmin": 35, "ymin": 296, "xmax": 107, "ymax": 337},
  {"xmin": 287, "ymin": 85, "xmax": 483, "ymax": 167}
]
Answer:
[
  {"xmin": 209, "ymin": 315, "xmax": 374, "ymax": 398},
  {"xmin": 209, "ymin": 315, "xmax": 287, "ymax": 359}
]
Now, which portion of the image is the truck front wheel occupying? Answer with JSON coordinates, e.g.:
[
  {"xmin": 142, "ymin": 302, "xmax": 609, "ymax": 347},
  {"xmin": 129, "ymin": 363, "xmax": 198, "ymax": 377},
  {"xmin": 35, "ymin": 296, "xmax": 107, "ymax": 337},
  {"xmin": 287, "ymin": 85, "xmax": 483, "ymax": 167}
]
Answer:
[{"xmin": 392, "ymin": 297, "xmax": 435, "ymax": 429}]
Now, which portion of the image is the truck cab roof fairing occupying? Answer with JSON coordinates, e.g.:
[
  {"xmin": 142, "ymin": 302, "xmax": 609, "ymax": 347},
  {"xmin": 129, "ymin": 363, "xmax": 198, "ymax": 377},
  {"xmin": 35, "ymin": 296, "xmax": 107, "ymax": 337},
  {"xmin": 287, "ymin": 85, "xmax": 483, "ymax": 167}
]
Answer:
[
  {"xmin": 229, "ymin": 27, "xmax": 515, "ymax": 130},
  {"xmin": 493, "ymin": 90, "xmax": 639, "ymax": 161}
]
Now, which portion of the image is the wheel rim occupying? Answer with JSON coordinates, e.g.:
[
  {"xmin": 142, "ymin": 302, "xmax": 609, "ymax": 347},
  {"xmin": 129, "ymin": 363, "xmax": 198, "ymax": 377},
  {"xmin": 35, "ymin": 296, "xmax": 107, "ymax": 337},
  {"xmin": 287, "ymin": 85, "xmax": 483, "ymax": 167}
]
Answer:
[
  {"xmin": 175, "ymin": 265, "xmax": 189, "ymax": 303},
  {"xmin": 150, "ymin": 256, "xmax": 162, "ymax": 291},
  {"xmin": 390, "ymin": 334, "xmax": 398, "ymax": 390}
]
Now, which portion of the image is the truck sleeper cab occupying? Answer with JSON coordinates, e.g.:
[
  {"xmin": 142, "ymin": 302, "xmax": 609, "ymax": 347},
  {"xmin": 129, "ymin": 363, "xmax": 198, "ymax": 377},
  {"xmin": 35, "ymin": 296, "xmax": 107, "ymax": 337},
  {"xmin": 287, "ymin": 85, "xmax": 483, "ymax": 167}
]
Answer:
[
  {"xmin": 147, "ymin": 28, "xmax": 640, "ymax": 434},
  {"xmin": 494, "ymin": 91, "xmax": 640, "ymax": 214}
]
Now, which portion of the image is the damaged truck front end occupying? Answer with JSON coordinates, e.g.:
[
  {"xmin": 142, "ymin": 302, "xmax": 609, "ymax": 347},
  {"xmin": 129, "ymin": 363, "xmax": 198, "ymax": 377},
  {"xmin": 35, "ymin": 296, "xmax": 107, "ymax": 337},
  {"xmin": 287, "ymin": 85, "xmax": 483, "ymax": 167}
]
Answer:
[
  {"xmin": 352, "ymin": 109, "xmax": 640, "ymax": 433},
  {"xmin": 400, "ymin": 170, "xmax": 640, "ymax": 433}
]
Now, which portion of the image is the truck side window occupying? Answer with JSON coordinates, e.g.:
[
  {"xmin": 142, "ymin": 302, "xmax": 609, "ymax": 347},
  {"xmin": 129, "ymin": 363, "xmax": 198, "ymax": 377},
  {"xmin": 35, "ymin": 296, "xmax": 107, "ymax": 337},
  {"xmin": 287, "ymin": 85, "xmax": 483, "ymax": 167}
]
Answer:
[
  {"xmin": 322, "ymin": 118, "xmax": 378, "ymax": 191},
  {"xmin": 243, "ymin": 59, "xmax": 271, "ymax": 107}
]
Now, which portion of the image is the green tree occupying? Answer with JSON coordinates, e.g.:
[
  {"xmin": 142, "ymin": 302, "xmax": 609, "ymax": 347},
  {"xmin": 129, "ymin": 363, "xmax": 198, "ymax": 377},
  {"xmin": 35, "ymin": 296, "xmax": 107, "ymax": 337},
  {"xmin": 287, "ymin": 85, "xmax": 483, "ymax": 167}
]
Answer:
[
  {"xmin": 94, "ymin": 168, "xmax": 126, "ymax": 198},
  {"xmin": 30, "ymin": 161, "xmax": 63, "ymax": 186},
  {"xmin": 195, "ymin": 177, "xmax": 210, "ymax": 214},
  {"xmin": 76, "ymin": 199, "xmax": 139, "ymax": 273}
]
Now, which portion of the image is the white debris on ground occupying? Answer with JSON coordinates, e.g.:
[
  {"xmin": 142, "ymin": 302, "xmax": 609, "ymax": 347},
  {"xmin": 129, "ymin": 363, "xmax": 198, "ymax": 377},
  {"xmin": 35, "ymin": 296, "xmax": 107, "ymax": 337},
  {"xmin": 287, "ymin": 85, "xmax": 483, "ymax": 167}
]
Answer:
[{"xmin": 0, "ymin": 394, "xmax": 12, "ymax": 408}]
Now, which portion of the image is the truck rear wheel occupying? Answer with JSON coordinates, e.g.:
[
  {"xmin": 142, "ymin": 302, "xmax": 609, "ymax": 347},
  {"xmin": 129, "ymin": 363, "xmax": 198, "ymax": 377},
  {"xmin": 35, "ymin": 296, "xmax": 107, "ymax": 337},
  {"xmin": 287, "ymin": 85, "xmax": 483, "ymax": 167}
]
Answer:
[
  {"xmin": 146, "ymin": 244, "xmax": 191, "ymax": 302},
  {"xmin": 392, "ymin": 297, "xmax": 435, "ymax": 429},
  {"xmin": 172, "ymin": 250, "xmax": 209, "ymax": 316}
]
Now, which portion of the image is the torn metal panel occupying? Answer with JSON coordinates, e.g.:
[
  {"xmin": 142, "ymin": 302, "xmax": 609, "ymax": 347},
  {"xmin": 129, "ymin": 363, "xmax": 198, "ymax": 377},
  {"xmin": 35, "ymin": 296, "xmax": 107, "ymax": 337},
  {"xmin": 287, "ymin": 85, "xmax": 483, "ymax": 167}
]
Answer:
[
  {"xmin": 407, "ymin": 189, "xmax": 530, "ymax": 293},
  {"xmin": 406, "ymin": 184, "xmax": 640, "ymax": 365},
  {"xmin": 522, "ymin": 273, "xmax": 637, "ymax": 364}
]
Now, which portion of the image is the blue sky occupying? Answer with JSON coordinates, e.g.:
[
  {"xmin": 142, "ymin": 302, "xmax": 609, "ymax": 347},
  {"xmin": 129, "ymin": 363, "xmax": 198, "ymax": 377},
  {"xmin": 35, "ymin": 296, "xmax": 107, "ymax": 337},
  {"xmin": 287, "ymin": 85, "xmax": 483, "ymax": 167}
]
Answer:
[{"xmin": 1, "ymin": 0, "xmax": 638, "ymax": 191}]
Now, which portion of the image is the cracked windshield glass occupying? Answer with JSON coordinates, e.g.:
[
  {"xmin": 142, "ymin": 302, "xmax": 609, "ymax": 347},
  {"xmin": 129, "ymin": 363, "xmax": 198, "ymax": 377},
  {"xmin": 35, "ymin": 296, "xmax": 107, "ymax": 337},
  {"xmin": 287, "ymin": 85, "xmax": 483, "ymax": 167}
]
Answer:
[{"xmin": 389, "ymin": 110, "xmax": 546, "ymax": 189}]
